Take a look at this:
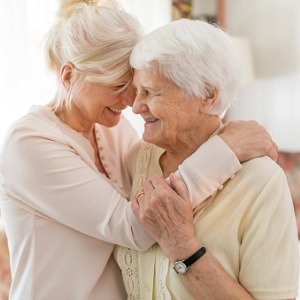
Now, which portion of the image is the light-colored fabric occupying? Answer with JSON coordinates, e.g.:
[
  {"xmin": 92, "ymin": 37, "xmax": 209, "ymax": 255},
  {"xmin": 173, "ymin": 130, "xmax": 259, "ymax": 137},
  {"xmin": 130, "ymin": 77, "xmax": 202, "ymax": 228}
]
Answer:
[
  {"xmin": 123, "ymin": 136, "xmax": 242, "ymax": 210},
  {"xmin": 0, "ymin": 218, "xmax": 10, "ymax": 299},
  {"xmin": 115, "ymin": 142, "xmax": 299, "ymax": 300},
  {"xmin": 0, "ymin": 104, "xmax": 244, "ymax": 299},
  {"xmin": 176, "ymin": 134, "xmax": 241, "ymax": 209},
  {"xmin": 0, "ymin": 105, "xmax": 154, "ymax": 300}
]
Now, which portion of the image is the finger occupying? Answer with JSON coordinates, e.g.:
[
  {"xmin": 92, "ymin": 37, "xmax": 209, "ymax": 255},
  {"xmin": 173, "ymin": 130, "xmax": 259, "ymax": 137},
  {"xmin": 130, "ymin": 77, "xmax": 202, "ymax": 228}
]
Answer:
[
  {"xmin": 149, "ymin": 175, "xmax": 165, "ymax": 186},
  {"xmin": 268, "ymin": 140, "xmax": 278, "ymax": 162},
  {"xmin": 169, "ymin": 173, "xmax": 190, "ymax": 201},
  {"xmin": 135, "ymin": 191, "xmax": 145, "ymax": 203},
  {"xmin": 131, "ymin": 195, "xmax": 139, "ymax": 216},
  {"xmin": 136, "ymin": 181, "xmax": 155, "ymax": 215},
  {"xmin": 132, "ymin": 188, "xmax": 148, "ymax": 216},
  {"xmin": 150, "ymin": 175, "xmax": 172, "ymax": 192},
  {"xmin": 142, "ymin": 179, "xmax": 155, "ymax": 194},
  {"xmin": 132, "ymin": 188, "xmax": 146, "ymax": 215}
]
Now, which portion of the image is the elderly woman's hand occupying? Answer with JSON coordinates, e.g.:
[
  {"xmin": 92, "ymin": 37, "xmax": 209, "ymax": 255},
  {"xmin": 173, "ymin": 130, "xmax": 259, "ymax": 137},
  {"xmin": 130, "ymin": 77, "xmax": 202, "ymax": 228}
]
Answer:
[
  {"xmin": 219, "ymin": 120, "xmax": 278, "ymax": 162},
  {"xmin": 132, "ymin": 174, "xmax": 201, "ymax": 261}
]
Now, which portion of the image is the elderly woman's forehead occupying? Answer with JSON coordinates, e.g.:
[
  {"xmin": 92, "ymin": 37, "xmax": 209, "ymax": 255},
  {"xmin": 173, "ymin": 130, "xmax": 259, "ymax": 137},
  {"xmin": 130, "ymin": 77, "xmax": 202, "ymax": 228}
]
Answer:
[
  {"xmin": 133, "ymin": 68, "xmax": 169, "ymax": 84},
  {"xmin": 132, "ymin": 69, "xmax": 151, "ymax": 85}
]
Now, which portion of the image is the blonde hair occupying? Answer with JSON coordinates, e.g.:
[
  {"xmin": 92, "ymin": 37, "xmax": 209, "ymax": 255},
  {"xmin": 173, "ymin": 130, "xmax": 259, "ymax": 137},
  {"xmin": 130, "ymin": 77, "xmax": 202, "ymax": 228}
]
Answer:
[{"xmin": 44, "ymin": 0, "xmax": 142, "ymax": 109}]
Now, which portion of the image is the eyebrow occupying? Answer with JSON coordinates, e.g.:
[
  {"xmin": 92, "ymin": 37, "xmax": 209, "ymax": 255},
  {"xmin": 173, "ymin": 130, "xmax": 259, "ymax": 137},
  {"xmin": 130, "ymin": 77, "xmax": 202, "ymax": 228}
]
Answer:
[{"xmin": 134, "ymin": 84, "xmax": 158, "ymax": 92}]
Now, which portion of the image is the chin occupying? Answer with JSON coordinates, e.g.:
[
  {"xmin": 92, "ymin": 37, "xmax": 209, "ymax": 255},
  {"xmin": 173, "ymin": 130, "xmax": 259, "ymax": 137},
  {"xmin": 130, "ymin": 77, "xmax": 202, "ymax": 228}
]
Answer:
[
  {"xmin": 99, "ymin": 116, "xmax": 121, "ymax": 128},
  {"xmin": 142, "ymin": 132, "xmax": 150, "ymax": 142},
  {"xmin": 142, "ymin": 133, "xmax": 159, "ymax": 146},
  {"xmin": 107, "ymin": 122, "xmax": 119, "ymax": 128},
  {"xmin": 97, "ymin": 121, "xmax": 119, "ymax": 128}
]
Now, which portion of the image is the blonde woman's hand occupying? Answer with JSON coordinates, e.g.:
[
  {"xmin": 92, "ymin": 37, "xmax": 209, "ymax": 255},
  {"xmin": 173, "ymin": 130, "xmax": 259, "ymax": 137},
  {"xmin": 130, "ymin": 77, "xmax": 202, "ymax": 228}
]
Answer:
[{"xmin": 219, "ymin": 120, "xmax": 278, "ymax": 162}]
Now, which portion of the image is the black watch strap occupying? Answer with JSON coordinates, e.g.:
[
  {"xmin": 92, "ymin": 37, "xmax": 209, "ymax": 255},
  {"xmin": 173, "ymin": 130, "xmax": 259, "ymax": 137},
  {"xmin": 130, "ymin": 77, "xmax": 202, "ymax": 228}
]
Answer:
[{"xmin": 184, "ymin": 246, "xmax": 206, "ymax": 268}]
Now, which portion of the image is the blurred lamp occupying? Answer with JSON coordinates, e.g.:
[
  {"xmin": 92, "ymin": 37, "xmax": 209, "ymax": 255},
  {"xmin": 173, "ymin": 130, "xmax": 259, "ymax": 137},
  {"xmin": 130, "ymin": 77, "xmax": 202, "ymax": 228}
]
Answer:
[
  {"xmin": 231, "ymin": 36, "xmax": 255, "ymax": 86},
  {"xmin": 226, "ymin": 73, "xmax": 300, "ymax": 152}
]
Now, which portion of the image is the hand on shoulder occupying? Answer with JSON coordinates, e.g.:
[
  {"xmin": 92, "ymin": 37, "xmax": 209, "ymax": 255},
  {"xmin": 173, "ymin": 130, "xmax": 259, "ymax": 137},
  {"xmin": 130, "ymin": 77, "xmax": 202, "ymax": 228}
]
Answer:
[{"xmin": 219, "ymin": 120, "xmax": 278, "ymax": 163}]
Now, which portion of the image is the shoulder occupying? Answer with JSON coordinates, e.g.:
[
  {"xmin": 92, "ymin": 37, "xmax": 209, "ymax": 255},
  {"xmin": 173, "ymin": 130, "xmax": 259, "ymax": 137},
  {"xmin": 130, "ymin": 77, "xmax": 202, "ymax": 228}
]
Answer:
[
  {"xmin": 239, "ymin": 156, "xmax": 286, "ymax": 186},
  {"xmin": 1, "ymin": 106, "xmax": 61, "ymax": 154},
  {"xmin": 2, "ymin": 105, "xmax": 71, "ymax": 143},
  {"xmin": 222, "ymin": 156, "xmax": 291, "ymax": 214},
  {"xmin": 232, "ymin": 157, "xmax": 293, "ymax": 215}
]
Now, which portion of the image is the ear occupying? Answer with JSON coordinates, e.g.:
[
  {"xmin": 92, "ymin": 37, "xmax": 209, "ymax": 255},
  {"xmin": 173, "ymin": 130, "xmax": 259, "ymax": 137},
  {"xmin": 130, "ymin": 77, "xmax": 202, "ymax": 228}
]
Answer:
[
  {"xmin": 199, "ymin": 87, "xmax": 219, "ymax": 114},
  {"xmin": 60, "ymin": 62, "xmax": 75, "ymax": 89}
]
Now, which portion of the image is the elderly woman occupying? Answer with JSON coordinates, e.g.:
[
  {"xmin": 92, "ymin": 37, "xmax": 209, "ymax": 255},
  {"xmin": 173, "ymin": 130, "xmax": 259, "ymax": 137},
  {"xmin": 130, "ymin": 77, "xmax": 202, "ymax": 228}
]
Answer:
[{"xmin": 114, "ymin": 19, "xmax": 299, "ymax": 299}]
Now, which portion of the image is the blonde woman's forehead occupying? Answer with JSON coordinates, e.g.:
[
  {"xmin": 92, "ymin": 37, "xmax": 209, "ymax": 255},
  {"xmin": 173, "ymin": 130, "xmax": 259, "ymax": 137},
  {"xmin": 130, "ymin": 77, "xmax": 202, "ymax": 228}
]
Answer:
[{"xmin": 111, "ymin": 70, "xmax": 133, "ymax": 86}]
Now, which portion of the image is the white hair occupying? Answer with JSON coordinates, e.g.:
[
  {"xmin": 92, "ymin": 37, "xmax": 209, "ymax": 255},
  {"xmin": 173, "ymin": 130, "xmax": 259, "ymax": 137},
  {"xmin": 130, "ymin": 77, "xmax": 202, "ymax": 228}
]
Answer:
[
  {"xmin": 130, "ymin": 19, "xmax": 241, "ymax": 116},
  {"xmin": 44, "ymin": 0, "xmax": 143, "ymax": 110}
]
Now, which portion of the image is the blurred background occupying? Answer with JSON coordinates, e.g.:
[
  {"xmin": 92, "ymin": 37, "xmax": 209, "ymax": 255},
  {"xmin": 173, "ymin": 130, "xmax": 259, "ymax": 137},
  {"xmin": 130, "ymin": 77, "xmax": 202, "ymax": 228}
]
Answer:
[{"xmin": 0, "ymin": 0, "xmax": 299, "ymax": 299}]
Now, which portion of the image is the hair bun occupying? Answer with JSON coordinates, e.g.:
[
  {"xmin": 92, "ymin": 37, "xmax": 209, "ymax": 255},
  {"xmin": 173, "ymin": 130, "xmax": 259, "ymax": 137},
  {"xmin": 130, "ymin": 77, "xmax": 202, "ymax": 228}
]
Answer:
[
  {"xmin": 58, "ymin": 0, "xmax": 100, "ymax": 19},
  {"xmin": 84, "ymin": 0, "xmax": 97, "ymax": 4}
]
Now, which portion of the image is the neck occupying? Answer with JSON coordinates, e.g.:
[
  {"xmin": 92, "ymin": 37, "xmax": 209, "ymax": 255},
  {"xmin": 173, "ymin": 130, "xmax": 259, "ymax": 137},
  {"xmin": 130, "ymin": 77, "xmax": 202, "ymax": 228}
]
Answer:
[
  {"xmin": 49, "ymin": 101, "xmax": 107, "ymax": 176},
  {"xmin": 51, "ymin": 102, "xmax": 94, "ymax": 136}
]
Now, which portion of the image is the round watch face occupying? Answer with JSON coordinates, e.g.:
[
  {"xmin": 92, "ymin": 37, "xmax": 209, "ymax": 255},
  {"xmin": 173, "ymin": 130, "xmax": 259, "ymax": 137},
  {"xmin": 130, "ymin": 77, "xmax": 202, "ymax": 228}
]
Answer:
[{"xmin": 174, "ymin": 261, "xmax": 187, "ymax": 274}]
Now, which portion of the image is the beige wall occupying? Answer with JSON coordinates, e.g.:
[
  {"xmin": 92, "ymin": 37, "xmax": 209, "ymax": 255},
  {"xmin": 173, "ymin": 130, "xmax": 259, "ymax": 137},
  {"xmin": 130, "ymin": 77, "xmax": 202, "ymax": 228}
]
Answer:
[
  {"xmin": 193, "ymin": 0, "xmax": 300, "ymax": 78},
  {"xmin": 226, "ymin": 0, "xmax": 300, "ymax": 78}
]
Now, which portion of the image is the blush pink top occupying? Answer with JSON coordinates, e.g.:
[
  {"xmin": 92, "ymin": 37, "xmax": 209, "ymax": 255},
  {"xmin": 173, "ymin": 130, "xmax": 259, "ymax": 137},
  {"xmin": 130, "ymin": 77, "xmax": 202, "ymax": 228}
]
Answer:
[{"xmin": 0, "ymin": 105, "xmax": 241, "ymax": 299}]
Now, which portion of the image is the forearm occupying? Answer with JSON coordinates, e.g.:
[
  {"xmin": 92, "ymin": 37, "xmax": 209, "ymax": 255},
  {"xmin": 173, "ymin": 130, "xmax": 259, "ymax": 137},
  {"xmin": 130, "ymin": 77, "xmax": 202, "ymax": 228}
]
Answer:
[
  {"xmin": 175, "ymin": 135, "xmax": 241, "ymax": 208},
  {"xmin": 164, "ymin": 240, "xmax": 254, "ymax": 300},
  {"xmin": 1, "ymin": 135, "xmax": 154, "ymax": 251},
  {"xmin": 181, "ymin": 254, "xmax": 296, "ymax": 300},
  {"xmin": 179, "ymin": 250, "xmax": 254, "ymax": 299}
]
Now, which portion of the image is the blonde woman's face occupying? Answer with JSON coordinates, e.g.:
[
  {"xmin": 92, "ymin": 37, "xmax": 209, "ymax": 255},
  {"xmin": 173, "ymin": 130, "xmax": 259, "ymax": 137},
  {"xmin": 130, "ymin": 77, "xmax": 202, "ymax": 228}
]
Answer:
[{"xmin": 71, "ymin": 71, "xmax": 135, "ymax": 129}]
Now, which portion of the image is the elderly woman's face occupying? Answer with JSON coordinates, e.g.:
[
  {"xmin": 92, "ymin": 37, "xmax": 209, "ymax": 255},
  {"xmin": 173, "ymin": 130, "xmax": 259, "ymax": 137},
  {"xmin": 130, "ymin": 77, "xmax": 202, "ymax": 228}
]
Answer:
[{"xmin": 132, "ymin": 68, "xmax": 204, "ymax": 149}]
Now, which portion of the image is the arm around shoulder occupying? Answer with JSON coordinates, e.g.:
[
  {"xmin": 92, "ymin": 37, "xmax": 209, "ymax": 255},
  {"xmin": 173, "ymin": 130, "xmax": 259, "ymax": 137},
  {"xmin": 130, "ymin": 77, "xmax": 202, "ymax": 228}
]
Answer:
[{"xmin": 177, "ymin": 135, "xmax": 242, "ymax": 208}]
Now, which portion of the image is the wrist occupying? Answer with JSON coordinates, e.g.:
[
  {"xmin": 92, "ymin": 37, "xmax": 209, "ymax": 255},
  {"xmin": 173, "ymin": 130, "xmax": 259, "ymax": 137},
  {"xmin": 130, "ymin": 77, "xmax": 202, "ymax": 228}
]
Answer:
[
  {"xmin": 173, "ymin": 245, "xmax": 206, "ymax": 274},
  {"xmin": 165, "ymin": 239, "xmax": 203, "ymax": 263}
]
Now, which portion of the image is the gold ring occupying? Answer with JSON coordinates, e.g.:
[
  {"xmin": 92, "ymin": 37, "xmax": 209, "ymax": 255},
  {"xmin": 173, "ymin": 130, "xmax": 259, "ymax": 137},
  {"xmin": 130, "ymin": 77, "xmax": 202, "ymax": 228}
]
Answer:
[{"xmin": 136, "ymin": 191, "xmax": 145, "ymax": 202}]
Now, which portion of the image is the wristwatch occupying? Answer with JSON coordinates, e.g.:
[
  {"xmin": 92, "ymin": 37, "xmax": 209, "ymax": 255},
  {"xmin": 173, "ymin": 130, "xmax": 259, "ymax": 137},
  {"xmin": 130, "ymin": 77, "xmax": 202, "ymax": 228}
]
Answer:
[{"xmin": 173, "ymin": 246, "xmax": 206, "ymax": 274}]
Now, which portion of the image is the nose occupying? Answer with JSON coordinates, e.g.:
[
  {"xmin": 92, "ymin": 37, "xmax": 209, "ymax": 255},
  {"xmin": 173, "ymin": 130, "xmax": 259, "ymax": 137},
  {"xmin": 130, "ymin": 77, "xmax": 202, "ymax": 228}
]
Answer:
[{"xmin": 132, "ymin": 97, "xmax": 148, "ymax": 115}]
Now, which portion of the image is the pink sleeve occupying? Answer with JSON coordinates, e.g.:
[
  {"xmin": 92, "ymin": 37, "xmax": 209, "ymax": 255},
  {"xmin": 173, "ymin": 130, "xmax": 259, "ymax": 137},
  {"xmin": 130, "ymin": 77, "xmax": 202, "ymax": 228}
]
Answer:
[
  {"xmin": 175, "ymin": 135, "xmax": 242, "ymax": 208},
  {"xmin": 0, "ymin": 121, "xmax": 154, "ymax": 251}
]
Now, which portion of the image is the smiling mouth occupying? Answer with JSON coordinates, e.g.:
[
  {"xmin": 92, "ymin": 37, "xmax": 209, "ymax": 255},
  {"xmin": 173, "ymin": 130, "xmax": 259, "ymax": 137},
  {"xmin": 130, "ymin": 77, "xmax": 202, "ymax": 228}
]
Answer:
[
  {"xmin": 145, "ymin": 118, "xmax": 159, "ymax": 124},
  {"xmin": 106, "ymin": 106, "xmax": 123, "ymax": 113}
]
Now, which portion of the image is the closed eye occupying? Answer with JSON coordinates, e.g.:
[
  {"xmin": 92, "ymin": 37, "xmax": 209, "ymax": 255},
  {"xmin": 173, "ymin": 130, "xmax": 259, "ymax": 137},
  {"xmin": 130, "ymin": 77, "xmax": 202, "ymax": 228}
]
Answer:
[
  {"xmin": 112, "ymin": 85, "xmax": 127, "ymax": 93},
  {"xmin": 137, "ymin": 88, "xmax": 160, "ymax": 100},
  {"xmin": 111, "ymin": 81, "xmax": 132, "ymax": 94}
]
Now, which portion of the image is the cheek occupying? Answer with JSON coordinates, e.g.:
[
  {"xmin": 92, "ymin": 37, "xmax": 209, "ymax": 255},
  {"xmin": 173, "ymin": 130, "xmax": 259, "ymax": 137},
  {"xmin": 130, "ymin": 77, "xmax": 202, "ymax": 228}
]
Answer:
[
  {"xmin": 126, "ymin": 86, "xmax": 137, "ymax": 104},
  {"xmin": 90, "ymin": 90, "xmax": 115, "ymax": 108},
  {"xmin": 159, "ymin": 112, "xmax": 179, "ymax": 138}
]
